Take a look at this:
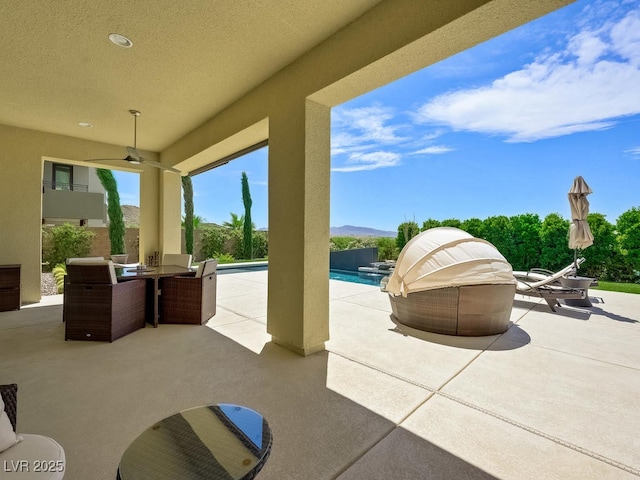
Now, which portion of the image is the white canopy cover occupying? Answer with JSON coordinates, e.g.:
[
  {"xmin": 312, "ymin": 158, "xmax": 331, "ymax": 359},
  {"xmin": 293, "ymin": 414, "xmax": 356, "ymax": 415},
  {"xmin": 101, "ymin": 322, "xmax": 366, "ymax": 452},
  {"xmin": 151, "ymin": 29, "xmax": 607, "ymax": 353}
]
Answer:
[{"xmin": 386, "ymin": 227, "xmax": 516, "ymax": 297}]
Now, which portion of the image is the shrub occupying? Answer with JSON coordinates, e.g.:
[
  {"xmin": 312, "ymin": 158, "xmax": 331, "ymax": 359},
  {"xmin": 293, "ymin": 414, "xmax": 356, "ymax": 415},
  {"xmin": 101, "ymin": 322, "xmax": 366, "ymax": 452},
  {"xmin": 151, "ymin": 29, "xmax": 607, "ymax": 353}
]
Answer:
[
  {"xmin": 43, "ymin": 224, "xmax": 94, "ymax": 270},
  {"xmin": 215, "ymin": 253, "xmax": 236, "ymax": 264},
  {"xmin": 200, "ymin": 226, "xmax": 228, "ymax": 259},
  {"xmin": 51, "ymin": 264, "xmax": 67, "ymax": 293},
  {"xmin": 377, "ymin": 237, "xmax": 398, "ymax": 261},
  {"xmin": 396, "ymin": 221, "xmax": 420, "ymax": 251},
  {"xmin": 252, "ymin": 231, "xmax": 268, "ymax": 259}
]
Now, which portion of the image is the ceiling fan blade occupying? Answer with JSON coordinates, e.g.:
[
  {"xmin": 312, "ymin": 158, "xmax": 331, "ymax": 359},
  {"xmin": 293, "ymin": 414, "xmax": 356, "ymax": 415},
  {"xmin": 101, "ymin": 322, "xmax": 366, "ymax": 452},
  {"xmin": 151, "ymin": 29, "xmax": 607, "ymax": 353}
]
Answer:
[
  {"xmin": 142, "ymin": 160, "xmax": 183, "ymax": 175},
  {"xmin": 84, "ymin": 158, "xmax": 123, "ymax": 162}
]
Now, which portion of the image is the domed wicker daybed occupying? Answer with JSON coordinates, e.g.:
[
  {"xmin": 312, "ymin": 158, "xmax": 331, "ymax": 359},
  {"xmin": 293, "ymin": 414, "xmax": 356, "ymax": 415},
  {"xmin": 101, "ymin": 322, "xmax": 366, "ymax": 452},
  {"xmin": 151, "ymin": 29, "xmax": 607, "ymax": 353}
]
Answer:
[{"xmin": 385, "ymin": 227, "xmax": 516, "ymax": 336}]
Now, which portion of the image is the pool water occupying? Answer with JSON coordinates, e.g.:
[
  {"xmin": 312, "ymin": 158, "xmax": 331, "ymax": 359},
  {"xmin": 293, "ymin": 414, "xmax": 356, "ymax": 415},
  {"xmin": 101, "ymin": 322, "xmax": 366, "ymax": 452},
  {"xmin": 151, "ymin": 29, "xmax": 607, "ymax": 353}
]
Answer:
[
  {"xmin": 329, "ymin": 269, "xmax": 387, "ymax": 286},
  {"xmin": 218, "ymin": 264, "xmax": 386, "ymax": 287}
]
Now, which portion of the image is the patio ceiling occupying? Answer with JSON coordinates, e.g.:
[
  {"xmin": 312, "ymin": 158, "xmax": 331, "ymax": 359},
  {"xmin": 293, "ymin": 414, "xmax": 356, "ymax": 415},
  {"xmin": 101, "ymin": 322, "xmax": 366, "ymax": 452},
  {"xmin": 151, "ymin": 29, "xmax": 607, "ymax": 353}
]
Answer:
[{"xmin": 0, "ymin": 0, "xmax": 382, "ymax": 152}]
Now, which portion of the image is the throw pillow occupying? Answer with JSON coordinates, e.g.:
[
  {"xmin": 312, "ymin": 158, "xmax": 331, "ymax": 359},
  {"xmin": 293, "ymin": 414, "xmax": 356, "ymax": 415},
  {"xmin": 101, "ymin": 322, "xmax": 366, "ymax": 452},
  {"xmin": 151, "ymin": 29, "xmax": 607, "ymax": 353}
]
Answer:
[{"xmin": 0, "ymin": 396, "xmax": 22, "ymax": 453}]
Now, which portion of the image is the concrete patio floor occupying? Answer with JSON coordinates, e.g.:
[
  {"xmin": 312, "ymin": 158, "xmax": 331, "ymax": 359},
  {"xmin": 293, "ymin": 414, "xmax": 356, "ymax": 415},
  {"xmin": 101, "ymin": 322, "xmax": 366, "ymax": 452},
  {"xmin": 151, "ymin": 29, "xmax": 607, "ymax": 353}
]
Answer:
[{"xmin": 1, "ymin": 269, "xmax": 639, "ymax": 479}]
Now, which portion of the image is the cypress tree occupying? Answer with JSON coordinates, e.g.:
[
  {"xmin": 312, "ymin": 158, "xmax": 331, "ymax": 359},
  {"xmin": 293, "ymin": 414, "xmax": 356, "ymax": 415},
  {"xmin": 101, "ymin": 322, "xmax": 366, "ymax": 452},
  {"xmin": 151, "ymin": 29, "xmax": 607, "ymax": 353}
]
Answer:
[
  {"xmin": 241, "ymin": 172, "xmax": 253, "ymax": 259},
  {"xmin": 96, "ymin": 168, "xmax": 126, "ymax": 255},
  {"xmin": 182, "ymin": 175, "xmax": 194, "ymax": 255}
]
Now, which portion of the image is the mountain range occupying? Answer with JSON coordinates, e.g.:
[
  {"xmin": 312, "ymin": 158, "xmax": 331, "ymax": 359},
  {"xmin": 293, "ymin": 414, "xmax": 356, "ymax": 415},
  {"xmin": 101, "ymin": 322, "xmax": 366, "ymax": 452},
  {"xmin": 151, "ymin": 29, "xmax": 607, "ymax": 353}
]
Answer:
[
  {"xmin": 121, "ymin": 206, "xmax": 396, "ymax": 238},
  {"xmin": 329, "ymin": 225, "xmax": 396, "ymax": 238}
]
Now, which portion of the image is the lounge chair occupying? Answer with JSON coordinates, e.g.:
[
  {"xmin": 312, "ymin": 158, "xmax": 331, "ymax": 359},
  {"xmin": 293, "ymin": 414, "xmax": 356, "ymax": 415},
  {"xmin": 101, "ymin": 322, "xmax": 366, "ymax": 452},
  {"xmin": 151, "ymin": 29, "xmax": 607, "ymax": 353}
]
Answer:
[
  {"xmin": 514, "ymin": 258, "xmax": 587, "ymax": 312},
  {"xmin": 386, "ymin": 228, "xmax": 516, "ymax": 336}
]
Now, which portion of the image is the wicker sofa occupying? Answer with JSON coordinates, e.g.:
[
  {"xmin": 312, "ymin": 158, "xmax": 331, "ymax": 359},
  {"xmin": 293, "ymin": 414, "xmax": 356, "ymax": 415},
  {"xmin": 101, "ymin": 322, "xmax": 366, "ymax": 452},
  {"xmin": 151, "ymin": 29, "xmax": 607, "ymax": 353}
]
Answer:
[
  {"xmin": 386, "ymin": 228, "xmax": 516, "ymax": 336},
  {"xmin": 0, "ymin": 384, "xmax": 66, "ymax": 479}
]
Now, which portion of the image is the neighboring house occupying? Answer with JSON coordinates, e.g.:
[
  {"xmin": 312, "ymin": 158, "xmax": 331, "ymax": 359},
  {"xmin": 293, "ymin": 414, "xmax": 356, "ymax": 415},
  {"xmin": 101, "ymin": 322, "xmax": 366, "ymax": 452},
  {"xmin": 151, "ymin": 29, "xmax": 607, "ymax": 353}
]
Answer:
[{"xmin": 42, "ymin": 161, "xmax": 107, "ymax": 227}]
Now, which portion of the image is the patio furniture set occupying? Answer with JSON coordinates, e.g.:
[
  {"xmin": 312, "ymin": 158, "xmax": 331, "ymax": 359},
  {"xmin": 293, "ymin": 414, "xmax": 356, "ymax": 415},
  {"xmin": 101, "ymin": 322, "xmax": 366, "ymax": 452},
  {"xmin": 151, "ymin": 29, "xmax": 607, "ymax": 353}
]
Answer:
[{"xmin": 63, "ymin": 255, "xmax": 218, "ymax": 342}]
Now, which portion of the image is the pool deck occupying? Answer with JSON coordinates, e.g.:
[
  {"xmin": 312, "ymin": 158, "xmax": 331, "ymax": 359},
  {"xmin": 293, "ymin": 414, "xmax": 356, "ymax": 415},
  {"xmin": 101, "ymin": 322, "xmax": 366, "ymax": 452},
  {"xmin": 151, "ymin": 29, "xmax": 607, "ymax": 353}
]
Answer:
[{"xmin": 1, "ymin": 269, "xmax": 639, "ymax": 479}]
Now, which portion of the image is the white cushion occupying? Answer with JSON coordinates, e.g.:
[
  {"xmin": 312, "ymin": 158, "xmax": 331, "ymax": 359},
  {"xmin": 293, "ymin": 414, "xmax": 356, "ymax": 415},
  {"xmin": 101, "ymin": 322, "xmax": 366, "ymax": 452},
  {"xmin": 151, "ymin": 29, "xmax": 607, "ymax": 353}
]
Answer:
[
  {"xmin": 65, "ymin": 257, "xmax": 104, "ymax": 264},
  {"xmin": 162, "ymin": 254, "xmax": 192, "ymax": 268},
  {"xmin": 0, "ymin": 397, "xmax": 22, "ymax": 453},
  {"xmin": 0, "ymin": 434, "xmax": 65, "ymax": 479}
]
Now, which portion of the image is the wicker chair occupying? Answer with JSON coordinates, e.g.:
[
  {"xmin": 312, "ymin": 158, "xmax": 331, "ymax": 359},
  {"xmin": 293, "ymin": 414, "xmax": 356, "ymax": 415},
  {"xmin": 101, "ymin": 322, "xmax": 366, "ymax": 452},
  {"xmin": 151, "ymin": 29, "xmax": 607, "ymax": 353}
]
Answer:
[
  {"xmin": 0, "ymin": 384, "xmax": 66, "ymax": 479},
  {"xmin": 160, "ymin": 259, "xmax": 218, "ymax": 324},
  {"xmin": 64, "ymin": 261, "xmax": 146, "ymax": 342}
]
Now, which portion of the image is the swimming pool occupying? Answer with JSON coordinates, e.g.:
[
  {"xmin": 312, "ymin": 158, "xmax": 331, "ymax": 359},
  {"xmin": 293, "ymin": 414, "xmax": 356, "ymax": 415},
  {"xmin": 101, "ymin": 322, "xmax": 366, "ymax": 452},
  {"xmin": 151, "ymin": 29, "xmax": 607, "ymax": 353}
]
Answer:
[
  {"xmin": 217, "ymin": 263, "xmax": 386, "ymax": 286},
  {"xmin": 329, "ymin": 269, "xmax": 386, "ymax": 286}
]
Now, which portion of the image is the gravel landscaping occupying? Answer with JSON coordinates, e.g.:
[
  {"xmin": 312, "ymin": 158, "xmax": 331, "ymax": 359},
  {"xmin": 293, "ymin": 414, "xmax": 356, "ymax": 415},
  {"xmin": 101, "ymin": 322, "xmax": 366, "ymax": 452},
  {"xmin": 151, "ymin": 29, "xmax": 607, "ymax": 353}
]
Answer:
[{"xmin": 41, "ymin": 272, "xmax": 59, "ymax": 296}]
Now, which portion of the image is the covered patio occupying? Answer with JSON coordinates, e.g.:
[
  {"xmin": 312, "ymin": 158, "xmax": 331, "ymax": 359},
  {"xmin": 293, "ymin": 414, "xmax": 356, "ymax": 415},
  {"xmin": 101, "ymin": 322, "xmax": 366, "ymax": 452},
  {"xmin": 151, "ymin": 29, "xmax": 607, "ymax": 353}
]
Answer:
[
  {"xmin": 1, "ymin": 271, "xmax": 639, "ymax": 479},
  {"xmin": 0, "ymin": 0, "xmax": 575, "ymax": 356}
]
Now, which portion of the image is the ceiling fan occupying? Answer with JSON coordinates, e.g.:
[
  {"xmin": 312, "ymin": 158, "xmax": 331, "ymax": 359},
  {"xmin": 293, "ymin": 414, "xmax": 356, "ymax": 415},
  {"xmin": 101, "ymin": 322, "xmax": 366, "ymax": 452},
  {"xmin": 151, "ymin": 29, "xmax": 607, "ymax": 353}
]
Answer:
[{"xmin": 85, "ymin": 110, "xmax": 181, "ymax": 174}]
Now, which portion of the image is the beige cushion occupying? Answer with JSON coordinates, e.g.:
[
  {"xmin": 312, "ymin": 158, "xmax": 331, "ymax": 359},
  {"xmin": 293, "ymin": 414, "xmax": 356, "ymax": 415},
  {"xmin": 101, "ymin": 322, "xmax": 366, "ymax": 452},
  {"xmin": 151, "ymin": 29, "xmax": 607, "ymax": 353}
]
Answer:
[
  {"xmin": 0, "ymin": 397, "xmax": 22, "ymax": 453},
  {"xmin": 0, "ymin": 434, "xmax": 65, "ymax": 479},
  {"xmin": 66, "ymin": 257, "xmax": 104, "ymax": 264},
  {"xmin": 195, "ymin": 259, "xmax": 218, "ymax": 278},
  {"xmin": 162, "ymin": 254, "xmax": 192, "ymax": 268}
]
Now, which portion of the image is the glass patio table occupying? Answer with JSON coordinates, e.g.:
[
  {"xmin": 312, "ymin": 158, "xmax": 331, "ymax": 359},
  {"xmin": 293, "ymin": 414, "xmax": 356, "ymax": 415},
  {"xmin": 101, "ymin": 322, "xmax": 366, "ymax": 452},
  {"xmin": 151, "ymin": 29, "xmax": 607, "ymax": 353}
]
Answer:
[{"xmin": 117, "ymin": 404, "xmax": 272, "ymax": 480}]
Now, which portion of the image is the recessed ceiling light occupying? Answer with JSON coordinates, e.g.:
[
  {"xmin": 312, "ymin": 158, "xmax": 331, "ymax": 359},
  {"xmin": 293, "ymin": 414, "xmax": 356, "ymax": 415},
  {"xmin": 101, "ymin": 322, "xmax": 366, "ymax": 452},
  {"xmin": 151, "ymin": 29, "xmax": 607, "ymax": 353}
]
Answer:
[
  {"xmin": 78, "ymin": 122, "xmax": 92, "ymax": 127},
  {"xmin": 108, "ymin": 33, "xmax": 133, "ymax": 48}
]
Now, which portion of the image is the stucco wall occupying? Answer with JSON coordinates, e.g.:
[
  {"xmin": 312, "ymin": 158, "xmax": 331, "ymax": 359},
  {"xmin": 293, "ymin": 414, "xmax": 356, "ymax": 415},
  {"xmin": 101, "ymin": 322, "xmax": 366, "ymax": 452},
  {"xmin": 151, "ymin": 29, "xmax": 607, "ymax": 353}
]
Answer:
[{"xmin": 0, "ymin": 124, "xmax": 159, "ymax": 303}]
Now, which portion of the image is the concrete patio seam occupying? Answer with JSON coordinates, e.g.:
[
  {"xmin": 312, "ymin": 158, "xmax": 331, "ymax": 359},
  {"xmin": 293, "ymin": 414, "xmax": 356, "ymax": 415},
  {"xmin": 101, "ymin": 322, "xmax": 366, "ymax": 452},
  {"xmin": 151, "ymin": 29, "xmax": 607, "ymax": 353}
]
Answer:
[
  {"xmin": 526, "ymin": 344, "xmax": 640, "ymax": 371},
  {"xmin": 327, "ymin": 349, "xmax": 640, "ymax": 478}
]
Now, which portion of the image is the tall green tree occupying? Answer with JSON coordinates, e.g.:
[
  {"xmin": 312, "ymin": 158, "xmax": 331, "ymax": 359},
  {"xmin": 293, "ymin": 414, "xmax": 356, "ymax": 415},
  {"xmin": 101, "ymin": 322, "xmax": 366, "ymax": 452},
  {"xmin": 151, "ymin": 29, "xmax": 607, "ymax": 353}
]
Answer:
[
  {"xmin": 421, "ymin": 219, "xmax": 441, "ymax": 231},
  {"xmin": 182, "ymin": 175, "xmax": 194, "ymax": 255},
  {"xmin": 539, "ymin": 213, "xmax": 572, "ymax": 271},
  {"xmin": 616, "ymin": 207, "xmax": 640, "ymax": 277},
  {"xmin": 440, "ymin": 218, "xmax": 462, "ymax": 228},
  {"xmin": 96, "ymin": 168, "xmax": 125, "ymax": 255},
  {"xmin": 481, "ymin": 215, "xmax": 515, "ymax": 262},
  {"xmin": 509, "ymin": 213, "xmax": 541, "ymax": 270},
  {"xmin": 241, "ymin": 171, "xmax": 253, "ymax": 259},
  {"xmin": 581, "ymin": 213, "xmax": 616, "ymax": 279},
  {"xmin": 460, "ymin": 218, "xmax": 484, "ymax": 238},
  {"xmin": 396, "ymin": 221, "xmax": 420, "ymax": 251}
]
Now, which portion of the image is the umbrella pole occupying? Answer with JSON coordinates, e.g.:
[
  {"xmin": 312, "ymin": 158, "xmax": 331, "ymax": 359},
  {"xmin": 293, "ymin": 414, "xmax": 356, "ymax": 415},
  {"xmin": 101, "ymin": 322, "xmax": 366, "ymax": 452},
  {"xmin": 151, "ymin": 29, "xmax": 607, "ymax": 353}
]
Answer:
[{"xmin": 573, "ymin": 249, "xmax": 578, "ymax": 274}]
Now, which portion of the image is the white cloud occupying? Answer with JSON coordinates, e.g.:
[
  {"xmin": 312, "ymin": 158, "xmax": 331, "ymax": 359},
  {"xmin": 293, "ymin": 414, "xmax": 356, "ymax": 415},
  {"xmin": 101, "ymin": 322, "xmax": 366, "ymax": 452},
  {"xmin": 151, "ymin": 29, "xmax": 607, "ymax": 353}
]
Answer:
[
  {"xmin": 625, "ymin": 146, "xmax": 640, "ymax": 155},
  {"xmin": 331, "ymin": 105, "xmax": 408, "ymax": 155},
  {"xmin": 331, "ymin": 151, "xmax": 401, "ymax": 172},
  {"xmin": 411, "ymin": 145, "xmax": 454, "ymax": 155},
  {"xmin": 414, "ymin": 8, "xmax": 640, "ymax": 142}
]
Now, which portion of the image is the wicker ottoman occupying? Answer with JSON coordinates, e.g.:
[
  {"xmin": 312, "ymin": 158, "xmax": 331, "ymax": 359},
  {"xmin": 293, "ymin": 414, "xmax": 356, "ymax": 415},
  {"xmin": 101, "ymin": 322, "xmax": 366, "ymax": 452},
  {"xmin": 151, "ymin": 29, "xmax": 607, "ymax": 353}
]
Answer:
[{"xmin": 389, "ymin": 284, "xmax": 515, "ymax": 336}]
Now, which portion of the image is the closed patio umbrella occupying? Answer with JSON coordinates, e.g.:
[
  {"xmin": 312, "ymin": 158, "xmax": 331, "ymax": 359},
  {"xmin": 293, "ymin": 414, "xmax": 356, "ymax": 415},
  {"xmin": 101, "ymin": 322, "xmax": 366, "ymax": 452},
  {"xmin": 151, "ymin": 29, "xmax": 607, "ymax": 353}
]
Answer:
[{"xmin": 568, "ymin": 176, "xmax": 594, "ymax": 270}]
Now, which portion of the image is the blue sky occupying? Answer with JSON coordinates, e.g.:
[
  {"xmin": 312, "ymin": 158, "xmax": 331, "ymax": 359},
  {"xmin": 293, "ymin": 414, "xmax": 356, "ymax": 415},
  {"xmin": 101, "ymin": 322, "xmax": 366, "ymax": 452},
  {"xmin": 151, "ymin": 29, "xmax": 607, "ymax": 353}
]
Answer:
[{"xmin": 115, "ymin": 0, "xmax": 640, "ymax": 232}]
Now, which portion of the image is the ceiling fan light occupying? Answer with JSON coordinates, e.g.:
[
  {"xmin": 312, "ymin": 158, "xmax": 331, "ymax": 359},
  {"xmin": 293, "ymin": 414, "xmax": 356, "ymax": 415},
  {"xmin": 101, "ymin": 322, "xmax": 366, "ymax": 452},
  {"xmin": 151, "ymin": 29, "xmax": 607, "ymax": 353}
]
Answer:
[{"xmin": 108, "ymin": 33, "xmax": 133, "ymax": 48}]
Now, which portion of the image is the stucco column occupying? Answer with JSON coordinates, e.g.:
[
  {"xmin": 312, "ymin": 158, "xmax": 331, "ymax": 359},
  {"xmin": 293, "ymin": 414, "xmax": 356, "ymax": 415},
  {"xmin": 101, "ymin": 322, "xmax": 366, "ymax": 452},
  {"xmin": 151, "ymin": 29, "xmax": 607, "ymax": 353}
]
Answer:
[
  {"xmin": 267, "ymin": 99, "xmax": 331, "ymax": 356},
  {"xmin": 159, "ymin": 170, "xmax": 183, "ymax": 258},
  {"xmin": 139, "ymin": 167, "xmax": 159, "ymax": 264},
  {"xmin": 139, "ymin": 167, "xmax": 182, "ymax": 263}
]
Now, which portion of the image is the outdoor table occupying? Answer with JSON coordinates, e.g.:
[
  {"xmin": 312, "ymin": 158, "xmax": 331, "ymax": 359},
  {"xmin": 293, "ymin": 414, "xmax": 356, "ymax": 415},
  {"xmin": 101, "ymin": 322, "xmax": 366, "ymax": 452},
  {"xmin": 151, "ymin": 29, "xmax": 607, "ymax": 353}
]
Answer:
[
  {"xmin": 116, "ymin": 265, "xmax": 196, "ymax": 327},
  {"xmin": 558, "ymin": 275, "xmax": 594, "ymax": 307},
  {"xmin": 117, "ymin": 404, "xmax": 272, "ymax": 480}
]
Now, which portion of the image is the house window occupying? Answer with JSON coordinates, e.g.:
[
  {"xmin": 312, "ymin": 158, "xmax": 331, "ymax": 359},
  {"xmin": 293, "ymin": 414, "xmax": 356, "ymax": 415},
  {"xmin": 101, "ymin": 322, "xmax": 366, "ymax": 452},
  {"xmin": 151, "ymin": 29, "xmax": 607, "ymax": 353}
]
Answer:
[{"xmin": 52, "ymin": 163, "xmax": 73, "ymax": 191}]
